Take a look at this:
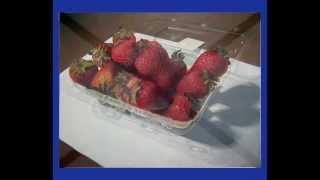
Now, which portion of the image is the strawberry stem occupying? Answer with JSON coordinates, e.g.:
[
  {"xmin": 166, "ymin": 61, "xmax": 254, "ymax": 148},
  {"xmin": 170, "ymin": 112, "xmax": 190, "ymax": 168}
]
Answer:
[
  {"xmin": 70, "ymin": 59, "xmax": 96, "ymax": 75},
  {"xmin": 91, "ymin": 44, "xmax": 111, "ymax": 67},
  {"xmin": 171, "ymin": 49, "xmax": 185, "ymax": 62},
  {"xmin": 214, "ymin": 46, "xmax": 230, "ymax": 60}
]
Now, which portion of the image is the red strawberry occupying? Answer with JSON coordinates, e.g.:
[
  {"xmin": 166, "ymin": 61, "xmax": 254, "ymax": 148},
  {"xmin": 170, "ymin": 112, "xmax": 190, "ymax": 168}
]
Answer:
[
  {"xmin": 135, "ymin": 80, "xmax": 159, "ymax": 109},
  {"xmin": 154, "ymin": 67, "xmax": 174, "ymax": 91},
  {"xmin": 135, "ymin": 40, "xmax": 186, "ymax": 92},
  {"xmin": 149, "ymin": 41, "xmax": 170, "ymax": 61},
  {"xmin": 113, "ymin": 74, "xmax": 167, "ymax": 111},
  {"xmin": 149, "ymin": 42, "xmax": 187, "ymax": 78},
  {"xmin": 165, "ymin": 95, "xmax": 192, "ymax": 121},
  {"xmin": 69, "ymin": 59, "xmax": 98, "ymax": 87},
  {"xmin": 111, "ymin": 28, "xmax": 137, "ymax": 69},
  {"xmin": 90, "ymin": 61, "xmax": 168, "ymax": 111},
  {"xmin": 134, "ymin": 39, "xmax": 163, "ymax": 77},
  {"xmin": 176, "ymin": 69, "xmax": 214, "ymax": 98},
  {"xmin": 156, "ymin": 50, "xmax": 187, "ymax": 92},
  {"xmin": 191, "ymin": 50, "xmax": 230, "ymax": 78}
]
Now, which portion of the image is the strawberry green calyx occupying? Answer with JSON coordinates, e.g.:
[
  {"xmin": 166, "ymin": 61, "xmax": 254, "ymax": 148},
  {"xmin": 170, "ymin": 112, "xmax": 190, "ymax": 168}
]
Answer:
[
  {"xmin": 214, "ymin": 47, "xmax": 230, "ymax": 63},
  {"xmin": 98, "ymin": 80, "xmax": 111, "ymax": 94},
  {"xmin": 136, "ymin": 39, "xmax": 149, "ymax": 50},
  {"xmin": 202, "ymin": 70, "xmax": 218, "ymax": 91},
  {"xmin": 126, "ymin": 76, "xmax": 142, "ymax": 105},
  {"xmin": 90, "ymin": 44, "xmax": 111, "ymax": 67},
  {"xmin": 113, "ymin": 70, "xmax": 129, "ymax": 86},
  {"xmin": 186, "ymin": 96, "xmax": 201, "ymax": 111},
  {"xmin": 107, "ymin": 69, "xmax": 143, "ymax": 105},
  {"xmin": 130, "ymin": 83, "xmax": 142, "ymax": 105},
  {"xmin": 113, "ymin": 28, "xmax": 135, "ymax": 45},
  {"xmin": 69, "ymin": 59, "xmax": 96, "ymax": 76},
  {"xmin": 171, "ymin": 49, "xmax": 187, "ymax": 71},
  {"xmin": 171, "ymin": 49, "xmax": 185, "ymax": 62}
]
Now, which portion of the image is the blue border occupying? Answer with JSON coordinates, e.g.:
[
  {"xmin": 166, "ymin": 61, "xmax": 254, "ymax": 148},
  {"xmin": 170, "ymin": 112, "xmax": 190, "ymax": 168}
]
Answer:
[{"xmin": 53, "ymin": 0, "xmax": 267, "ymax": 179}]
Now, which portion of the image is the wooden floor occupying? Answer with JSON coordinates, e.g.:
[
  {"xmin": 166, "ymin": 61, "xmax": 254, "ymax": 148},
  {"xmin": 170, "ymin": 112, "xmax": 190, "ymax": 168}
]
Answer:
[{"xmin": 59, "ymin": 13, "xmax": 260, "ymax": 167}]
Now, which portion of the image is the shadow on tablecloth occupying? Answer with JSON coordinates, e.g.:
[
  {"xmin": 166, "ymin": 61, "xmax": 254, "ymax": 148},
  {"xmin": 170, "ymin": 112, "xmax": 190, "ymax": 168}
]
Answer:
[{"xmin": 184, "ymin": 83, "xmax": 260, "ymax": 148}]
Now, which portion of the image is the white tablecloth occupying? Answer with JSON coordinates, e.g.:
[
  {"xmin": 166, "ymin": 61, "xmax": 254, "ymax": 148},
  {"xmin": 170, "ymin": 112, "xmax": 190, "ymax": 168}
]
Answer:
[{"xmin": 59, "ymin": 57, "xmax": 260, "ymax": 167}]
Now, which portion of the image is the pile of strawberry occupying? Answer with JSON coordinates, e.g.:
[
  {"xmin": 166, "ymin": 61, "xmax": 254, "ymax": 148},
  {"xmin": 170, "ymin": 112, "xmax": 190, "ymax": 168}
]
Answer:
[{"xmin": 69, "ymin": 28, "xmax": 230, "ymax": 124}]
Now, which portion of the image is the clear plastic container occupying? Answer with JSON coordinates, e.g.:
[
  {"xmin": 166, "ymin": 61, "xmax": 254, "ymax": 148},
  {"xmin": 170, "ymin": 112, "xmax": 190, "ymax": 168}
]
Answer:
[{"xmin": 72, "ymin": 21, "xmax": 247, "ymax": 135}]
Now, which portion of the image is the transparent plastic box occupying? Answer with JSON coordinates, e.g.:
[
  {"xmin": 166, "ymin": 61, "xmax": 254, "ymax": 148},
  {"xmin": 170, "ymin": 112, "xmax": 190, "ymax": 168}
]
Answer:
[{"xmin": 69, "ymin": 20, "xmax": 248, "ymax": 136}]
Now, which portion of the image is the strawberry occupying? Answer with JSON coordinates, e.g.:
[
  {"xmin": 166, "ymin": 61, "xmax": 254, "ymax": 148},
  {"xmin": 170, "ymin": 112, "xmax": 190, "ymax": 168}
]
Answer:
[
  {"xmin": 135, "ymin": 80, "xmax": 159, "ymax": 110},
  {"xmin": 134, "ymin": 39, "xmax": 163, "ymax": 77},
  {"xmin": 90, "ymin": 60, "xmax": 168, "ymax": 111},
  {"xmin": 111, "ymin": 28, "xmax": 137, "ymax": 69},
  {"xmin": 155, "ymin": 50, "xmax": 187, "ymax": 91},
  {"xmin": 90, "ymin": 61, "xmax": 120, "ymax": 92},
  {"xmin": 69, "ymin": 59, "xmax": 98, "ymax": 87},
  {"xmin": 176, "ymin": 69, "xmax": 216, "ymax": 98},
  {"xmin": 113, "ymin": 74, "xmax": 167, "ymax": 111},
  {"xmin": 149, "ymin": 40, "xmax": 170, "ymax": 61},
  {"xmin": 149, "ymin": 41, "xmax": 187, "ymax": 78},
  {"xmin": 165, "ymin": 95, "xmax": 192, "ymax": 121},
  {"xmin": 191, "ymin": 49, "xmax": 230, "ymax": 78},
  {"xmin": 154, "ymin": 67, "xmax": 174, "ymax": 92},
  {"xmin": 135, "ymin": 40, "xmax": 186, "ymax": 92}
]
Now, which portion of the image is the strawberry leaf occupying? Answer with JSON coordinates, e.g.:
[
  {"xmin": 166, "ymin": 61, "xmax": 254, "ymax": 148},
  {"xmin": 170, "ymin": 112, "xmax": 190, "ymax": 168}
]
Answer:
[
  {"xmin": 70, "ymin": 59, "xmax": 95, "ymax": 75},
  {"xmin": 136, "ymin": 39, "xmax": 149, "ymax": 50},
  {"xmin": 91, "ymin": 44, "xmax": 111, "ymax": 67},
  {"xmin": 113, "ymin": 28, "xmax": 134, "ymax": 45}
]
